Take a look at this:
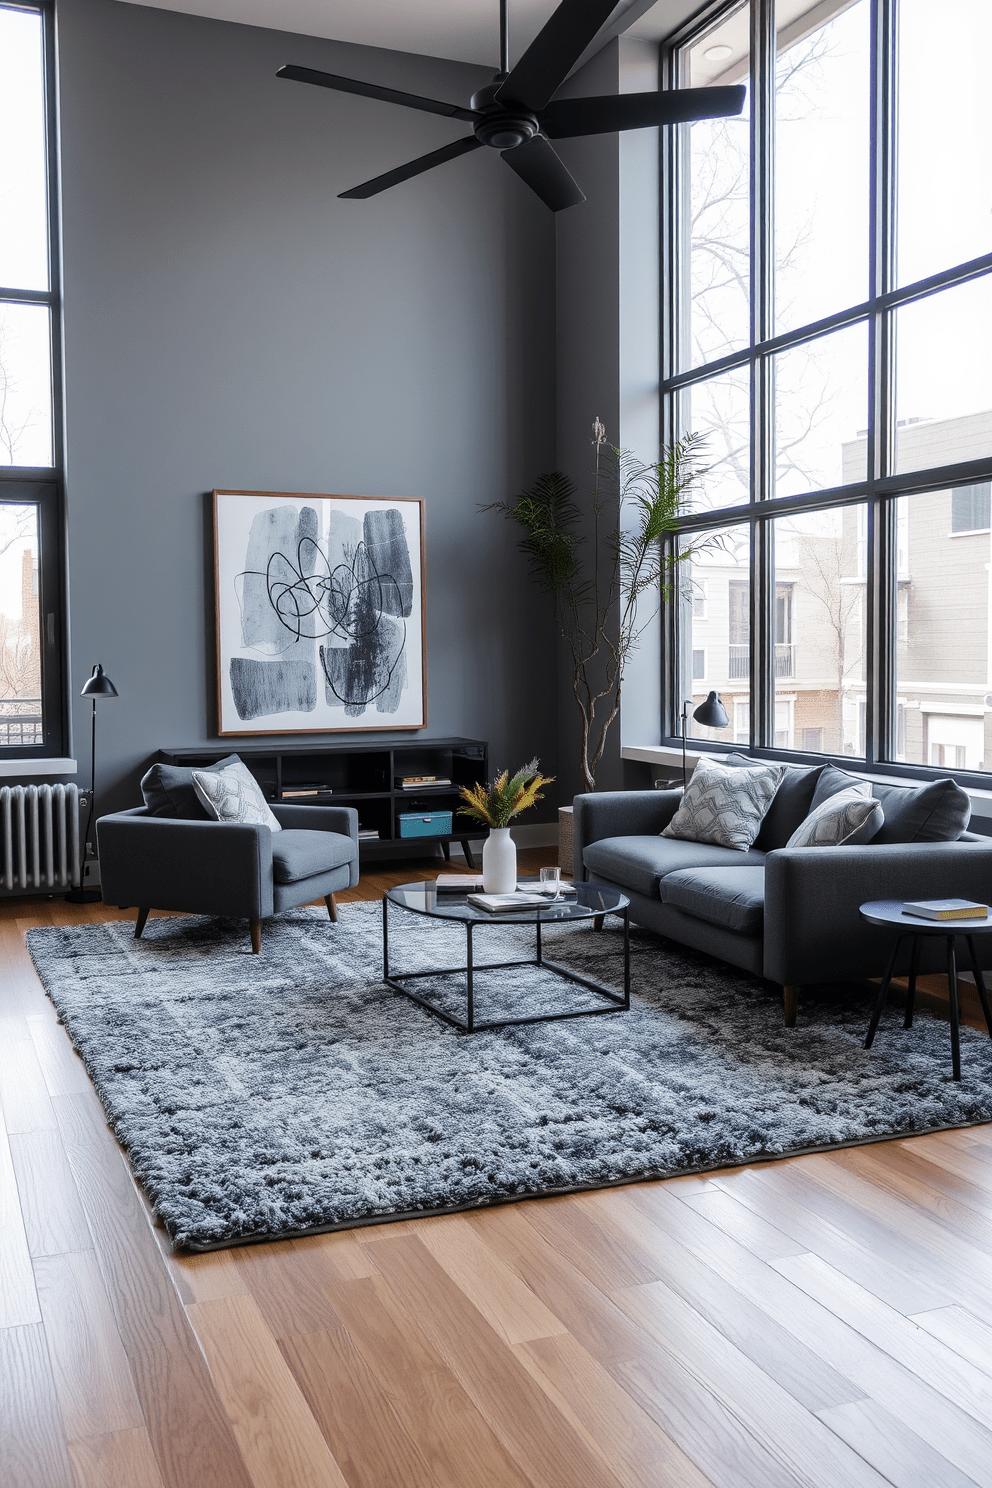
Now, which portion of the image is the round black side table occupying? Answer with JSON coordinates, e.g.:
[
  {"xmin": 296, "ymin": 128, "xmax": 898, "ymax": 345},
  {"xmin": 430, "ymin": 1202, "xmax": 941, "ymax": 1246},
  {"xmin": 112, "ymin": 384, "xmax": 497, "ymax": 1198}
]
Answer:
[{"xmin": 860, "ymin": 900, "xmax": 992, "ymax": 1080}]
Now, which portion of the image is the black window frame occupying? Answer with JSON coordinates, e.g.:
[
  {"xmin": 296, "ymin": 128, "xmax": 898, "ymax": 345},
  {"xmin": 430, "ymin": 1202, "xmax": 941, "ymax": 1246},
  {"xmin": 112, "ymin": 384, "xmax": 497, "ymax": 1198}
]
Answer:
[
  {"xmin": 659, "ymin": 0, "xmax": 992, "ymax": 791},
  {"xmin": 0, "ymin": 0, "xmax": 68, "ymax": 760}
]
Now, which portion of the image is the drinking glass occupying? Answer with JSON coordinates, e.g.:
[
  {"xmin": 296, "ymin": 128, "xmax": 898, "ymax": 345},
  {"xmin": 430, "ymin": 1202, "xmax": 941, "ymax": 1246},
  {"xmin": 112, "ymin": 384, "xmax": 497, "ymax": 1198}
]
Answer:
[{"xmin": 539, "ymin": 866, "xmax": 562, "ymax": 899}]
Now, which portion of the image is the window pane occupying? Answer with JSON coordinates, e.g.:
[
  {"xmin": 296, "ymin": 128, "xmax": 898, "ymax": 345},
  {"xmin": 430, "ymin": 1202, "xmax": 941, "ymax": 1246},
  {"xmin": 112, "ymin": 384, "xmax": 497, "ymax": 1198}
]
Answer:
[
  {"xmin": 0, "ymin": 7, "xmax": 49, "ymax": 292},
  {"xmin": 892, "ymin": 489, "xmax": 991, "ymax": 772},
  {"xmin": 897, "ymin": 0, "xmax": 992, "ymax": 286},
  {"xmin": 773, "ymin": 506, "xmax": 867, "ymax": 756},
  {"xmin": 0, "ymin": 503, "xmax": 43, "ymax": 747},
  {"xmin": 775, "ymin": 0, "xmax": 869, "ymax": 332},
  {"xmin": 683, "ymin": 4, "xmax": 750, "ymax": 368},
  {"xmin": 0, "ymin": 301, "xmax": 52, "ymax": 467},
  {"xmin": 895, "ymin": 276, "xmax": 992, "ymax": 475},
  {"xmin": 682, "ymin": 524, "xmax": 750, "ymax": 744},
  {"xmin": 679, "ymin": 366, "xmax": 750, "ymax": 511},
  {"xmin": 774, "ymin": 322, "xmax": 868, "ymax": 496}
]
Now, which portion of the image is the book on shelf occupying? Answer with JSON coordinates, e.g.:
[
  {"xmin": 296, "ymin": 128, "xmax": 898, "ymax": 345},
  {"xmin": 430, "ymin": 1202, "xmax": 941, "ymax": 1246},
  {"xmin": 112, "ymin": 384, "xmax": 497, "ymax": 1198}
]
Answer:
[
  {"xmin": 281, "ymin": 786, "xmax": 331, "ymax": 798},
  {"xmin": 902, "ymin": 898, "xmax": 989, "ymax": 921},
  {"xmin": 397, "ymin": 776, "xmax": 452, "ymax": 789},
  {"xmin": 357, "ymin": 828, "xmax": 380, "ymax": 840},
  {"xmin": 467, "ymin": 893, "xmax": 551, "ymax": 913}
]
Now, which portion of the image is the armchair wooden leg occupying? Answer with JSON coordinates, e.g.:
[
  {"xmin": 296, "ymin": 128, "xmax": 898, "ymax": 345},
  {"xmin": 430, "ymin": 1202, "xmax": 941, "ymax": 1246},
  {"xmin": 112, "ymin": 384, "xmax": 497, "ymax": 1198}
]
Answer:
[
  {"xmin": 783, "ymin": 985, "xmax": 799, "ymax": 1027},
  {"xmin": 593, "ymin": 914, "xmax": 605, "ymax": 932},
  {"xmin": 324, "ymin": 894, "xmax": 338, "ymax": 924},
  {"xmin": 134, "ymin": 908, "xmax": 150, "ymax": 940},
  {"xmin": 250, "ymin": 919, "xmax": 262, "ymax": 955}
]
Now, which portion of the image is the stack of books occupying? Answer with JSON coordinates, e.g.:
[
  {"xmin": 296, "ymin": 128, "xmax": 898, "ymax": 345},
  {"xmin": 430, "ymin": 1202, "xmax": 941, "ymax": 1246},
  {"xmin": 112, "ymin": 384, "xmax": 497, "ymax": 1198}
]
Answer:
[
  {"xmin": 397, "ymin": 774, "xmax": 452, "ymax": 789},
  {"xmin": 357, "ymin": 827, "xmax": 380, "ymax": 840},
  {"xmin": 902, "ymin": 899, "xmax": 989, "ymax": 920},
  {"xmin": 281, "ymin": 785, "xmax": 333, "ymax": 799}
]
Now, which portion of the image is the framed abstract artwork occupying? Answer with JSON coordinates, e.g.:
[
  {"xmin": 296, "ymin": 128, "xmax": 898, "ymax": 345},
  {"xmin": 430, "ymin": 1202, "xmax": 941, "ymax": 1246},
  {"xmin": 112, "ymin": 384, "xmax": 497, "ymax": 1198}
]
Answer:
[{"xmin": 213, "ymin": 490, "xmax": 426, "ymax": 735}]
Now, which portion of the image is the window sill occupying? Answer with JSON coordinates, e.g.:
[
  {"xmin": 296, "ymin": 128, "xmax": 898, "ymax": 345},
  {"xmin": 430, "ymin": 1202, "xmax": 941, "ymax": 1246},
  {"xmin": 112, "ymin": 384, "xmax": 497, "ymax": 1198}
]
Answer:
[{"xmin": 0, "ymin": 758, "xmax": 77, "ymax": 778}]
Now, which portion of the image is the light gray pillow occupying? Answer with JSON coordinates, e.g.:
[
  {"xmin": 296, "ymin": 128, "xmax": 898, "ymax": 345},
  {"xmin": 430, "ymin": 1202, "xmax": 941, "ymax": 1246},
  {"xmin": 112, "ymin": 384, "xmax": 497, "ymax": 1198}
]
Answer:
[
  {"xmin": 191, "ymin": 761, "xmax": 282, "ymax": 832},
  {"xmin": 786, "ymin": 783, "xmax": 883, "ymax": 848},
  {"xmin": 662, "ymin": 759, "xmax": 786, "ymax": 851}
]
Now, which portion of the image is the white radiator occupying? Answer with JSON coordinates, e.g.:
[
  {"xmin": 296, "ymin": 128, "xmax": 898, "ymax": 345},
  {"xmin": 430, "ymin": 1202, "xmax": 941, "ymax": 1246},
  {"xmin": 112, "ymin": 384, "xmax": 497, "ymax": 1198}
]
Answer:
[{"xmin": 0, "ymin": 784, "xmax": 82, "ymax": 892}]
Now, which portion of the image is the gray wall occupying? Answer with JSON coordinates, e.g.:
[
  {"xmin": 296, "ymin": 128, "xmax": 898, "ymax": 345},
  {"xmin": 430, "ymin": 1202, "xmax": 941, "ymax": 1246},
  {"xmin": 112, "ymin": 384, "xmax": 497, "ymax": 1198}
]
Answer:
[{"xmin": 56, "ymin": 0, "xmax": 558, "ymax": 813}]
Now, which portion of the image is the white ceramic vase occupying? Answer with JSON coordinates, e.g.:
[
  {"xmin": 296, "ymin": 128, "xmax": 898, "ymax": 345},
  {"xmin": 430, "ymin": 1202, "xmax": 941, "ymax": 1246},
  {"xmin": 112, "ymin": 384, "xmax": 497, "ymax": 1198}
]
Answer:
[{"xmin": 482, "ymin": 827, "xmax": 517, "ymax": 894}]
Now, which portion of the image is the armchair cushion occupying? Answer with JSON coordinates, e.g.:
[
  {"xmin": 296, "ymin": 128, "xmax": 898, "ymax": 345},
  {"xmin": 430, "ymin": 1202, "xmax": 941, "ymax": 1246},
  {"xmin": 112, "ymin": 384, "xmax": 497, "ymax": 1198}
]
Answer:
[
  {"xmin": 660, "ymin": 866, "xmax": 765, "ymax": 935},
  {"xmin": 271, "ymin": 829, "xmax": 357, "ymax": 885},
  {"xmin": 192, "ymin": 761, "xmax": 282, "ymax": 831},
  {"xmin": 140, "ymin": 754, "xmax": 241, "ymax": 819}
]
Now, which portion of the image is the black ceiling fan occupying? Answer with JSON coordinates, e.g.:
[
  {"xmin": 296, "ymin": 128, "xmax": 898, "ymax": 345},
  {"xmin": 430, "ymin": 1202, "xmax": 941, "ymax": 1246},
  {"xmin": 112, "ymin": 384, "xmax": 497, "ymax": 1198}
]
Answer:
[{"xmin": 277, "ymin": 0, "xmax": 745, "ymax": 212}]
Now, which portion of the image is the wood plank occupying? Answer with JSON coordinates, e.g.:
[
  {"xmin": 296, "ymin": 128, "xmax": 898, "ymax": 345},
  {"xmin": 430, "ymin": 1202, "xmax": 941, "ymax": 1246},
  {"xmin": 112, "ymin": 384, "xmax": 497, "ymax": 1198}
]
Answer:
[
  {"xmin": 0, "ymin": 1322, "xmax": 75, "ymax": 1488},
  {"xmin": 0, "ymin": 1034, "xmax": 58, "ymax": 1135},
  {"xmin": 52, "ymin": 1091, "xmax": 255, "ymax": 1488},
  {"xmin": 518, "ymin": 1191, "xmax": 671, "ymax": 1291},
  {"xmin": 27, "ymin": 1011, "xmax": 92, "ymax": 1098},
  {"xmin": 0, "ymin": 1115, "xmax": 42, "ymax": 1327},
  {"xmin": 9, "ymin": 1129, "xmax": 92, "ymax": 1257},
  {"xmin": 68, "ymin": 1427, "xmax": 168, "ymax": 1488},
  {"xmin": 513, "ymin": 1331, "xmax": 716, "ymax": 1488},
  {"xmin": 231, "ymin": 1235, "xmax": 348, "ymax": 1341},
  {"xmin": 366, "ymin": 1232, "xmax": 629, "ymax": 1488},
  {"xmin": 167, "ymin": 1246, "xmax": 248, "ymax": 1304},
  {"xmin": 279, "ymin": 1323, "xmax": 440, "ymax": 1488},
  {"xmin": 415, "ymin": 1212, "xmax": 568, "ymax": 1345},
  {"xmin": 837, "ymin": 1142, "xmax": 992, "ymax": 1231},
  {"xmin": 816, "ymin": 1398, "xmax": 977, "ymax": 1488},
  {"xmin": 679, "ymin": 1186, "xmax": 809, "ymax": 1263},
  {"xmin": 613, "ymin": 1277, "xmax": 890, "ymax": 1488},
  {"xmin": 292, "ymin": 1229, "xmax": 375, "ymax": 1282},
  {"xmin": 32, "ymin": 1248, "xmax": 145, "ymax": 1442},
  {"xmin": 325, "ymin": 1273, "xmax": 535, "ymax": 1488},
  {"xmin": 187, "ymin": 1294, "xmax": 350, "ymax": 1488},
  {"xmin": 909, "ymin": 1304, "xmax": 992, "ymax": 1373}
]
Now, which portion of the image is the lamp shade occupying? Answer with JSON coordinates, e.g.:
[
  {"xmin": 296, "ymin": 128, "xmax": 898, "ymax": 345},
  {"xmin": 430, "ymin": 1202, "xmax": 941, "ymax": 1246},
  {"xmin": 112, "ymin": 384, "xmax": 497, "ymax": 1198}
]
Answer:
[
  {"xmin": 692, "ymin": 690, "xmax": 728, "ymax": 730},
  {"xmin": 80, "ymin": 663, "xmax": 118, "ymax": 699}
]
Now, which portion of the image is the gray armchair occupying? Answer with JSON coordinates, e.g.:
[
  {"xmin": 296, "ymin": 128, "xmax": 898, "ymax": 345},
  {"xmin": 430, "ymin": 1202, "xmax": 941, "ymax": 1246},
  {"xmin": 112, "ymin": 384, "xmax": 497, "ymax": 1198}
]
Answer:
[{"xmin": 97, "ymin": 802, "xmax": 359, "ymax": 952}]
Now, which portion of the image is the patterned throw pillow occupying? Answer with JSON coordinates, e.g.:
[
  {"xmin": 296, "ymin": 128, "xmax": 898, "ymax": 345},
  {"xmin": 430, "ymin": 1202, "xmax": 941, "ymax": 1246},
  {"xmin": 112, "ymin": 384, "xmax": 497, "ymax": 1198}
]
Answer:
[
  {"xmin": 191, "ymin": 761, "xmax": 282, "ymax": 832},
  {"xmin": 786, "ymin": 783, "xmax": 883, "ymax": 848},
  {"xmin": 662, "ymin": 759, "xmax": 786, "ymax": 851}
]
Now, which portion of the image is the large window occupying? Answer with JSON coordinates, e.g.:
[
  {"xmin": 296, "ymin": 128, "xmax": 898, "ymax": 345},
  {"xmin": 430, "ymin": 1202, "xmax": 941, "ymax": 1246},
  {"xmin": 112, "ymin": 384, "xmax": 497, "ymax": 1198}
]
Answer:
[
  {"xmin": 0, "ymin": 2, "xmax": 66, "ymax": 756},
  {"xmin": 663, "ymin": 0, "xmax": 992, "ymax": 782}
]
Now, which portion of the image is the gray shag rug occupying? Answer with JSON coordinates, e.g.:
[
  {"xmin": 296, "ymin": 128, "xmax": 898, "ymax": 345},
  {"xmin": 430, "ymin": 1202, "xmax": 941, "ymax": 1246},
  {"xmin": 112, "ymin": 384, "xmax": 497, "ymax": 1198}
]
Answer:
[{"xmin": 27, "ymin": 902, "xmax": 992, "ymax": 1251}]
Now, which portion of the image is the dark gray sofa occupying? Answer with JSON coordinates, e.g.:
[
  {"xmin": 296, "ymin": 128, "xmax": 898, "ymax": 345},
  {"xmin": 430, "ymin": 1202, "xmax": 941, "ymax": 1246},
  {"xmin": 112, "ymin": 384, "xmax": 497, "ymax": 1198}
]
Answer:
[{"xmin": 573, "ymin": 775, "xmax": 992, "ymax": 1026}]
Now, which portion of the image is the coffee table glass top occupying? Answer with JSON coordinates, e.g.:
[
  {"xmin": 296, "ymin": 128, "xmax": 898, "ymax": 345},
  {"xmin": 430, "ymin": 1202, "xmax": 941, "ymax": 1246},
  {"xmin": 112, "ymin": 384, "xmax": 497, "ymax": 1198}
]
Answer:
[{"xmin": 385, "ymin": 879, "xmax": 628, "ymax": 924}]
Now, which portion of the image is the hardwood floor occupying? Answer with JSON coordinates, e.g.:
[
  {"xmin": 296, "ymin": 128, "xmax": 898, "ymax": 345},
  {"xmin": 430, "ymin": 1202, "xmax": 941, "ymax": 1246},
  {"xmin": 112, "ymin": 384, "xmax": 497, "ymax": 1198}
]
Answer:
[{"xmin": 2, "ymin": 850, "xmax": 992, "ymax": 1487}]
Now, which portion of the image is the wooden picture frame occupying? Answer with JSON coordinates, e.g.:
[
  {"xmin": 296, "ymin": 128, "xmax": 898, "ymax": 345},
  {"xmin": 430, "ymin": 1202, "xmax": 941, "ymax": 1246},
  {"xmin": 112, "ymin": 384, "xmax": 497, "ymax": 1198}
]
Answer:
[{"xmin": 213, "ymin": 489, "xmax": 427, "ymax": 736}]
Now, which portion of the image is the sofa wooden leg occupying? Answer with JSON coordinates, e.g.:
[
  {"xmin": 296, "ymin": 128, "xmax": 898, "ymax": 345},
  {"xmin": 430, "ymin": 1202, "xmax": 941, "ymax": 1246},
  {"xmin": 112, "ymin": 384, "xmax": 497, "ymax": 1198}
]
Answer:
[
  {"xmin": 783, "ymin": 984, "xmax": 799, "ymax": 1027},
  {"xmin": 134, "ymin": 907, "xmax": 149, "ymax": 940},
  {"xmin": 250, "ymin": 919, "xmax": 262, "ymax": 955},
  {"xmin": 325, "ymin": 893, "xmax": 338, "ymax": 924}
]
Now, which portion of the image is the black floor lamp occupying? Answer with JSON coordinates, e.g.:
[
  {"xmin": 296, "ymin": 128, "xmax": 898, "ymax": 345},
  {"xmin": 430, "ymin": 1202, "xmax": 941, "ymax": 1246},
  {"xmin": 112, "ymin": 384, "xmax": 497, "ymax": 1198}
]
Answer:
[
  {"xmin": 66, "ymin": 663, "xmax": 119, "ymax": 905},
  {"xmin": 681, "ymin": 690, "xmax": 729, "ymax": 788}
]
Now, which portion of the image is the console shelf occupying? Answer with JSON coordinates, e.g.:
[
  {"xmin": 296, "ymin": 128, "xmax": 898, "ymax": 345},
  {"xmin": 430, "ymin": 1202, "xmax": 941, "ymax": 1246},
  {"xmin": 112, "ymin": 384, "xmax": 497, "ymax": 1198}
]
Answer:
[{"xmin": 158, "ymin": 737, "xmax": 489, "ymax": 867}]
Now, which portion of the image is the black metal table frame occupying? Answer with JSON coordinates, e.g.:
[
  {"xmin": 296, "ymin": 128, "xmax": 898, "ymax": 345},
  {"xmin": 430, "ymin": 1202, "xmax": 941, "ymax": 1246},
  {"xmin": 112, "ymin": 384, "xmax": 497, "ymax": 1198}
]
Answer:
[
  {"xmin": 382, "ymin": 894, "xmax": 631, "ymax": 1034},
  {"xmin": 865, "ymin": 926, "xmax": 992, "ymax": 1081}
]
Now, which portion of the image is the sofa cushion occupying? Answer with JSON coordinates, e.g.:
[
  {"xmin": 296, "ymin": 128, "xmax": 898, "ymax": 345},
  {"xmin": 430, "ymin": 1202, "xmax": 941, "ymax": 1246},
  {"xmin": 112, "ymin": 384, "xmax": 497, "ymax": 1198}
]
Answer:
[
  {"xmin": 724, "ymin": 753, "xmax": 823, "ymax": 849},
  {"xmin": 663, "ymin": 758, "xmax": 786, "ymax": 851},
  {"xmin": 140, "ymin": 754, "xmax": 241, "ymax": 819},
  {"xmin": 583, "ymin": 835, "xmax": 766, "ymax": 899},
  {"xmin": 811, "ymin": 765, "xmax": 971, "ymax": 843},
  {"xmin": 192, "ymin": 761, "xmax": 282, "ymax": 832},
  {"xmin": 786, "ymin": 785, "xmax": 883, "ymax": 848},
  {"xmin": 660, "ymin": 867, "xmax": 765, "ymax": 936},
  {"xmin": 271, "ymin": 830, "xmax": 356, "ymax": 885}
]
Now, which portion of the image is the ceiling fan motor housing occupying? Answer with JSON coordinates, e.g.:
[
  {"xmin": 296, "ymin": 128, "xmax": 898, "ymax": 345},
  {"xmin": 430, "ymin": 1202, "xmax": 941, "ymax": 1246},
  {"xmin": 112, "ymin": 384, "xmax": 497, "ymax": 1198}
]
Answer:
[{"xmin": 470, "ymin": 79, "xmax": 539, "ymax": 150}]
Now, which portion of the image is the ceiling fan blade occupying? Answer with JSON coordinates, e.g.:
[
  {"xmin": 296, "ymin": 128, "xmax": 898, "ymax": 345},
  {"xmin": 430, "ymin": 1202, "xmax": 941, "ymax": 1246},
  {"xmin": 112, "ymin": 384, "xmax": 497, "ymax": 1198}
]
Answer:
[
  {"xmin": 496, "ymin": 0, "xmax": 618, "ymax": 113},
  {"xmin": 339, "ymin": 135, "xmax": 483, "ymax": 200},
  {"xmin": 277, "ymin": 64, "xmax": 480, "ymax": 123},
  {"xmin": 501, "ymin": 135, "xmax": 585, "ymax": 212},
  {"xmin": 540, "ymin": 84, "xmax": 747, "ymax": 138}
]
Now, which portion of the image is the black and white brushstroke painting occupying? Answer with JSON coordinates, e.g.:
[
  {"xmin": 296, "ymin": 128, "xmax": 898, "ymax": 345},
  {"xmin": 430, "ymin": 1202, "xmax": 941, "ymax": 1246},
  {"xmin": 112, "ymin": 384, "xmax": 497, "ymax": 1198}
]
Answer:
[{"xmin": 213, "ymin": 491, "xmax": 426, "ymax": 734}]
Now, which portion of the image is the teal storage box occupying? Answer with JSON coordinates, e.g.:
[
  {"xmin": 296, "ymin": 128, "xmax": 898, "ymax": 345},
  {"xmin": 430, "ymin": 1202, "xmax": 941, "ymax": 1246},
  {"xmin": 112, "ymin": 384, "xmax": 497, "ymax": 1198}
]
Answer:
[{"xmin": 398, "ymin": 810, "xmax": 452, "ymax": 838}]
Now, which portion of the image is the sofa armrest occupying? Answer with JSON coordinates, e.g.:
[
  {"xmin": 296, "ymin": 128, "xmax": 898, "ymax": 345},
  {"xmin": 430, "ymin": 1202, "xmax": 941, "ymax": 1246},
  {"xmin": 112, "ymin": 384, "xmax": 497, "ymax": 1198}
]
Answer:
[
  {"xmin": 572, "ymin": 790, "xmax": 682, "ymax": 880},
  {"xmin": 763, "ymin": 839, "xmax": 992, "ymax": 986},
  {"xmin": 271, "ymin": 804, "xmax": 359, "ymax": 842},
  {"xmin": 96, "ymin": 813, "xmax": 274, "ymax": 919}
]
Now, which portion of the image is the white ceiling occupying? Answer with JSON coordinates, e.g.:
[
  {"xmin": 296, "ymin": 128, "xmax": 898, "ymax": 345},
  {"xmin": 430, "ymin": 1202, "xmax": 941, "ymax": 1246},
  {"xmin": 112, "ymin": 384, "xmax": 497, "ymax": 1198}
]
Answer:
[{"xmin": 114, "ymin": 0, "xmax": 692, "ymax": 69}]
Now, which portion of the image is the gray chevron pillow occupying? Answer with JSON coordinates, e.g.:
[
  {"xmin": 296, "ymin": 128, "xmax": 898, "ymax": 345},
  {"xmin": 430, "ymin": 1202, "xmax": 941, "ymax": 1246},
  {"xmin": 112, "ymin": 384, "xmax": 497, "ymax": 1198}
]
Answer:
[
  {"xmin": 191, "ymin": 761, "xmax": 282, "ymax": 832},
  {"xmin": 786, "ymin": 783, "xmax": 883, "ymax": 848},
  {"xmin": 662, "ymin": 759, "xmax": 786, "ymax": 851}
]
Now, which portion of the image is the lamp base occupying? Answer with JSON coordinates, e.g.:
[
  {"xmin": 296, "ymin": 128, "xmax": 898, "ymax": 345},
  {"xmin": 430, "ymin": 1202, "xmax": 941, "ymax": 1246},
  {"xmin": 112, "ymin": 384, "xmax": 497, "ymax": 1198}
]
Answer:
[{"xmin": 65, "ymin": 888, "xmax": 103, "ymax": 904}]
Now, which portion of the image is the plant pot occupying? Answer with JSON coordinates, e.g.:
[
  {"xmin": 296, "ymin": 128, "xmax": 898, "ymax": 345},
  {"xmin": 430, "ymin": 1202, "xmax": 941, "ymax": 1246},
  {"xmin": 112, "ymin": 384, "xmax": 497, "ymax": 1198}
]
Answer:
[{"xmin": 482, "ymin": 827, "xmax": 517, "ymax": 894}]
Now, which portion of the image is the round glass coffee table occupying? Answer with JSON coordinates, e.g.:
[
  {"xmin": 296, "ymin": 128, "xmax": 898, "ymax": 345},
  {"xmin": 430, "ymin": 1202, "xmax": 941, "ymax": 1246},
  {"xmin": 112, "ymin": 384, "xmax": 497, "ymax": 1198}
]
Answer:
[{"xmin": 382, "ymin": 880, "xmax": 630, "ymax": 1033}]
